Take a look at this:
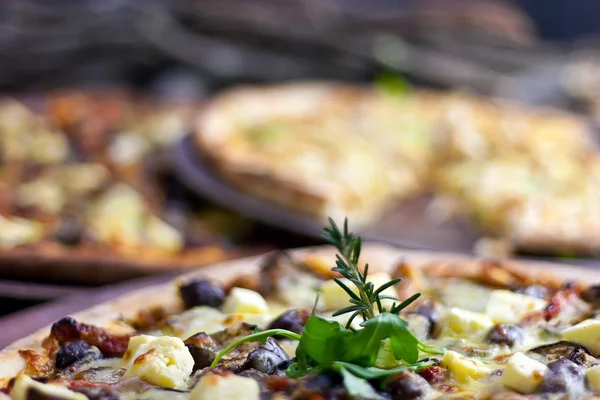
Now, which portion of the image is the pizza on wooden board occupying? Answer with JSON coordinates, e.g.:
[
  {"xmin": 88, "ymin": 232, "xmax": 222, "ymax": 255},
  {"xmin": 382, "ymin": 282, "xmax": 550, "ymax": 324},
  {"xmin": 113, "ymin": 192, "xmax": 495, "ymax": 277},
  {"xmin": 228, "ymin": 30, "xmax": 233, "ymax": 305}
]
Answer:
[
  {"xmin": 194, "ymin": 82, "xmax": 600, "ymax": 255},
  {"xmin": 3, "ymin": 222, "xmax": 600, "ymax": 399},
  {"xmin": 0, "ymin": 90, "xmax": 246, "ymax": 282}
]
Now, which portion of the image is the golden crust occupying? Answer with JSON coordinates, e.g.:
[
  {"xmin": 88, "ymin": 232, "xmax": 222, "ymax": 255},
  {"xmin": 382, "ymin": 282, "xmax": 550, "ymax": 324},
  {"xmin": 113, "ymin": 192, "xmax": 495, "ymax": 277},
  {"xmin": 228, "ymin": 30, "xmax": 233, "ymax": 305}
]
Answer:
[{"xmin": 1, "ymin": 244, "xmax": 598, "ymax": 385}]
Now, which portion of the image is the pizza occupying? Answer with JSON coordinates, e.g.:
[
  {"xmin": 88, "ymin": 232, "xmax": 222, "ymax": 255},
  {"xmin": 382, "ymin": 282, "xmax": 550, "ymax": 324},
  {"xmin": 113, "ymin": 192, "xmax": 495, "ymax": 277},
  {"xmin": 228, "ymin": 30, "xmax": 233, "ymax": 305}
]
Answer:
[
  {"xmin": 194, "ymin": 82, "xmax": 599, "ymax": 254},
  {"xmin": 3, "ymin": 222, "xmax": 600, "ymax": 399},
  {"xmin": 0, "ymin": 90, "xmax": 249, "ymax": 283}
]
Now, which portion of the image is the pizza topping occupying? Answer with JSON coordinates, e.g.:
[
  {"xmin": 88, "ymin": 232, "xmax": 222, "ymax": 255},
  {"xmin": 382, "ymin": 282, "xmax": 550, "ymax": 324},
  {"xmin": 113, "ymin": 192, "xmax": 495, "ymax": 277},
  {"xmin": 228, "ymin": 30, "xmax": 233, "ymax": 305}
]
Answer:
[
  {"xmin": 221, "ymin": 287, "xmax": 269, "ymax": 315},
  {"xmin": 529, "ymin": 341, "xmax": 598, "ymax": 368},
  {"xmin": 580, "ymin": 284, "xmax": 600, "ymax": 307},
  {"xmin": 485, "ymin": 290, "xmax": 547, "ymax": 324},
  {"xmin": 190, "ymin": 371, "xmax": 260, "ymax": 400},
  {"xmin": 0, "ymin": 215, "xmax": 44, "ymax": 249},
  {"xmin": 52, "ymin": 216, "xmax": 85, "ymax": 246},
  {"xmin": 441, "ymin": 350, "xmax": 491, "ymax": 383},
  {"xmin": 183, "ymin": 333, "xmax": 219, "ymax": 373},
  {"xmin": 266, "ymin": 309, "xmax": 310, "ymax": 336},
  {"xmin": 242, "ymin": 338, "xmax": 289, "ymax": 375},
  {"xmin": 48, "ymin": 317, "xmax": 133, "ymax": 358},
  {"xmin": 501, "ymin": 352, "xmax": 548, "ymax": 394},
  {"xmin": 384, "ymin": 371, "xmax": 432, "ymax": 399},
  {"xmin": 515, "ymin": 285, "xmax": 549, "ymax": 300},
  {"xmin": 11, "ymin": 375, "xmax": 86, "ymax": 400},
  {"xmin": 441, "ymin": 307, "xmax": 494, "ymax": 339},
  {"xmin": 122, "ymin": 335, "xmax": 194, "ymax": 389},
  {"xmin": 562, "ymin": 319, "xmax": 600, "ymax": 355},
  {"xmin": 179, "ymin": 280, "xmax": 225, "ymax": 309},
  {"xmin": 486, "ymin": 324, "xmax": 526, "ymax": 348},
  {"xmin": 55, "ymin": 341, "xmax": 101, "ymax": 370},
  {"xmin": 585, "ymin": 364, "xmax": 600, "ymax": 392},
  {"xmin": 538, "ymin": 358, "xmax": 585, "ymax": 395}
]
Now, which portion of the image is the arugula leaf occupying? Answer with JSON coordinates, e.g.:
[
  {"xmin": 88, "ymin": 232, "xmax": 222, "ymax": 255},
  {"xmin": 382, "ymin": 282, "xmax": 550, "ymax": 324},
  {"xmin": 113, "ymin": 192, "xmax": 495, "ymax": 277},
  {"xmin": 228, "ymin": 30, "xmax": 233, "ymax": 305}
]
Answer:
[
  {"xmin": 332, "ymin": 360, "xmax": 435, "ymax": 380},
  {"xmin": 300, "ymin": 314, "xmax": 352, "ymax": 365},
  {"xmin": 210, "ymin": 329, "xmax": 301, "ymax": 368},
  {"xmin": 339, "ymin": 367, "xmax": 384, "ymax": 400}
]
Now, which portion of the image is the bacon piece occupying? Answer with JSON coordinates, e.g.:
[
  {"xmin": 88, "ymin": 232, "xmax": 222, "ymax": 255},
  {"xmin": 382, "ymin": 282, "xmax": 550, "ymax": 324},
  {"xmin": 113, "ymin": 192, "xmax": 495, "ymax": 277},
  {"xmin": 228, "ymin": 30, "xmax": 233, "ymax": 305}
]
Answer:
[
  {"xmin": 543, "ymin": 289, "xmax": 591, "ymax": 325},
  {"xmin": 47, "ymin": 317, "xmax": 133, "ymax": 357},
  {"xmin": 418, "ymin": 365, "xmax": 446, "ymax": 384}
]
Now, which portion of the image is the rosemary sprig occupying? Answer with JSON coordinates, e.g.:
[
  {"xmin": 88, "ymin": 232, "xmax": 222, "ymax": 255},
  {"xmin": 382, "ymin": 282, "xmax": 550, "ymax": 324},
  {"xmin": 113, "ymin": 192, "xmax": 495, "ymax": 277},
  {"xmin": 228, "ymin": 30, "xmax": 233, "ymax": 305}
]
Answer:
[
  {"xmin": 323, "ymin": 218, "xmax": 419, "ymax": 326},
  {"xmin": 209, "ymin": 218, "xmax": 443, "ymax": 395}
]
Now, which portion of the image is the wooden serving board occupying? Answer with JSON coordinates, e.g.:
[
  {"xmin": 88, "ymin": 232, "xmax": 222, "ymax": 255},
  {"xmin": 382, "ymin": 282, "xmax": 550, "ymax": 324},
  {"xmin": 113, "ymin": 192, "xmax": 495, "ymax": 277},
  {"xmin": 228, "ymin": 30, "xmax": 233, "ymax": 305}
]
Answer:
[
  {"xmin": 3, "ymin": 244, "xmax": 600, "ymax": 377},
  {"xmin": 173, "ymin": 135, "xmax": 600, "ymax": 268}
]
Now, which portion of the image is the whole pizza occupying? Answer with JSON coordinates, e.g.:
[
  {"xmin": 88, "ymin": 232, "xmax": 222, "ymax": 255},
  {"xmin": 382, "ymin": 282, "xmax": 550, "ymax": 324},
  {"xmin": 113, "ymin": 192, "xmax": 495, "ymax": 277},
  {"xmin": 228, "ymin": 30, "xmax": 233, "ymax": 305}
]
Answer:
[
  {"xmin": 195, "ymin": 82, "xmax": 600, "ymax": 255},
  {"xmin": 2, "ymin": 220, "xmax": 600, "ymax": 399}
]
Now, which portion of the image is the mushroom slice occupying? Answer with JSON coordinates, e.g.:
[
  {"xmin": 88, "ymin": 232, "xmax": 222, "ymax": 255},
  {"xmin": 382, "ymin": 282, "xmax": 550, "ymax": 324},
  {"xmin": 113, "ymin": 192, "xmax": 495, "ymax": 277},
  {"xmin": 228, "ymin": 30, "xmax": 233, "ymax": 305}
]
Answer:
[{"xmin": 529, "ymin": 341, "xmax": 599, "ymax": 368}]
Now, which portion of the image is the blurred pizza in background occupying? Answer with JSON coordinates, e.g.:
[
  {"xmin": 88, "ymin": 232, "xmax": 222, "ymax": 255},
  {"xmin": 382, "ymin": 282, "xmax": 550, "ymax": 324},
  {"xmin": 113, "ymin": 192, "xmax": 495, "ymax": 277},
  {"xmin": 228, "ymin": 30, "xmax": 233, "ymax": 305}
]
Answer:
[
  {"xmin": 195, "ymin": 82, "xmax": 600, "ymax": 256},
  {"xmin": 0, "ymin": 90, "xmax": 259, "ymax": 284}
]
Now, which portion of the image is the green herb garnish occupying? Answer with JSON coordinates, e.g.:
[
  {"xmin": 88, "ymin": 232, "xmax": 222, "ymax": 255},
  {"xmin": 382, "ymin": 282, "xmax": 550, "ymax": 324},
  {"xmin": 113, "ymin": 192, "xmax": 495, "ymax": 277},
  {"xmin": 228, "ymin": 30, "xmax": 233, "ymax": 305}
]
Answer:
[{"xmin": 210, "ymin": 218, "xmax": 443, "ymax": 395}]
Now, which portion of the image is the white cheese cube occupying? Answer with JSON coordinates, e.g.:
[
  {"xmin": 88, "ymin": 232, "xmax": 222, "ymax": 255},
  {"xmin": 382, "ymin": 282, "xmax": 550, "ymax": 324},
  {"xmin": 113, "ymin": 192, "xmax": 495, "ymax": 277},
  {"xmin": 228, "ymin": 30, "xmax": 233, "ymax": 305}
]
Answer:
[
  {"xmin": 145, "ymin": 215, "xmax": 183, "ymax": 253},
  {"xmin": 0, "ymin": 216, "xmax": 43, "ymax": 249},
  {"xmin": 562, "ymin": 319, "xmax": 600, "ymax": 355},
  {"xmin": 442, "ymin": 307, "xmax": 494, "ymax": 338},
  {"xmin": 90, "ymin": 183, "xmax": 145, "ymax": 248},
  {"xmin": 123, "ymin": 334, "xmax": 194, "ymax": 389},
  {"xmin": 190, "ymin": 372, "xmax": 260, "ymax": 400},
  {"xmin": 586, "ymin": 365, "xmax": 600, "ymax": 391},
  {"xmin": 320, "ymin": 272, "xmax": 397, "ymax": 311},
  {"xmin": 162, "ymin": 306, "xmax": 272, "ymax": 339},
  {"xmin": 11, "ymin": 375, "xmax": 86, "ymax": 400},
  {"xmin": 222, "ymin": 287, "xmax": 269, "ymax": 314},
  {"xmin": 441, "ymin": 350, "xmax": 491, "ymax": 383},
  {"xmin": 501, "ymin": 352, "xmax": 548, "ymax": 394},
  {"xmin": 485, "ymin": 290, "xmax": 546, "ymax": 324}
]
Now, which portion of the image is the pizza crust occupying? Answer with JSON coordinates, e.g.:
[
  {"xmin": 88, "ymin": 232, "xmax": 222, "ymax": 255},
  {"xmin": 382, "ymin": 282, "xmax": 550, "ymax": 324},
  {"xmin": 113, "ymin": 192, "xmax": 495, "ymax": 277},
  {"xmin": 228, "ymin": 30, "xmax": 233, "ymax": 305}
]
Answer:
[{"xmin": 1, "ymin": 244, "xmax": 598, "ymax": 385}]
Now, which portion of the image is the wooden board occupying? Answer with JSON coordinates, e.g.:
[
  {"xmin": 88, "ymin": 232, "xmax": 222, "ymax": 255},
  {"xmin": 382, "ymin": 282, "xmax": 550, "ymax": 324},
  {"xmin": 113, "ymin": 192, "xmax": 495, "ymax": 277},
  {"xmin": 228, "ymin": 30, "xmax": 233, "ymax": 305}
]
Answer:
[{"xmin": 3, "ymin": 244, "xmax": 600, "ymax": 379}]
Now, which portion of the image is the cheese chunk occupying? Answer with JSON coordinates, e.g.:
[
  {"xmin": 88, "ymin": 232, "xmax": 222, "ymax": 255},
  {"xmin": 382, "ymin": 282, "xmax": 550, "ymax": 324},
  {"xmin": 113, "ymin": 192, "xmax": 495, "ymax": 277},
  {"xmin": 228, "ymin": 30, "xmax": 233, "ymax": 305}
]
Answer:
[
  {"xmin": 320, "ymin": 272, "xmax": 397, "ymax": 311},
  {"xmin": 562, "ymin": 319, "xmax": 600, "ymax": 354},
  {"xmin": 442, "ymin": 307, "xmax": 494, "ymax": 338},
  {"xmin": 11, "ymin": 375, "xmax": 86, "ymax": 400},
  {"xmin": 587, "ymin": 365, "xmax": 600, "ymax": 391},
  {"xmin": 190, "ymin": 372, "xmax": 260, "ymax": 400},
  {"xmin": 501, "ymin": 352, "xmax": 548, "ymax": 394},
  {"xmin": 222, "ymin": 287, "xmax": 269, "ymax": 314},
  {"xmin": 145, "ymin": 215, "xmax": 183, "ymax": 253},
  {"xmin": 0, "ymin": 216, "xmax": 44, "ymax": 249},
  {"xmin": 441, "ymin": 350, "xmax": 491, "ymax": 383},
  {"xmin": 485, "ymin": 290, "xmax": 546, "ymax": 324},
  {"xmin": 123, "ymin": 335, "xmax": 194, "ymax": 389},
  {"xmin": 162, "ymin": 306, "xmax": 272, "ymax": 339}
]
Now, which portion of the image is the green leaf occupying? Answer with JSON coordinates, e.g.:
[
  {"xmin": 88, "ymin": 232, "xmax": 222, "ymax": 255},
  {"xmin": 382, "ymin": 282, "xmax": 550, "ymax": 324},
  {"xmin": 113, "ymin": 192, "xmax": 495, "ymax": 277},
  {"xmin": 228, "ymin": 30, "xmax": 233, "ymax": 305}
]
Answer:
[
  {"xmin": 332, "ymin": 360, "xmax": 435, "ymax": 380},
  {"xmin": 334, "ymin": 278, "xmax": 362, "ymax": 302},
  {"xmin": 390, "ymin": 292, "xmax": 421, "ymax": 313},
  {"xmin": 301, "ymin": 314, "xmax": 352, "ymax": 365},
  {"xmin": 332, "ymin": 305, "xmax": 362, "ymax": 317},
  {"xmin": 372, "ymin": 278, "xmax": 402, "ymax": 297},
  {"xmin": 339, "ymin": 367, "xmax": 384, "ymax": 400},
  {"xmin": 210, "ymin": 329, "xmax": 301, "ymax": 368}
]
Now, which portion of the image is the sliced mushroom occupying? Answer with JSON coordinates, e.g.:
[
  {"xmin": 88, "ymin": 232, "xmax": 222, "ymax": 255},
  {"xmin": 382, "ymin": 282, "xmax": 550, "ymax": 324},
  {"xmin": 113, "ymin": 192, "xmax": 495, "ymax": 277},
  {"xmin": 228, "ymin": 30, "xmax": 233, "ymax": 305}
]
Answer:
[
  {"xmin": 184, "ymin": 333, "xmax": 219, "ymax": 372},
  {"xmin": 242, "ymin": 338, "xmax": 289, "ymax": 374},
  {"xmin": 529, "ymin": 341, "xmax": 599, "ymax": 368}
]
